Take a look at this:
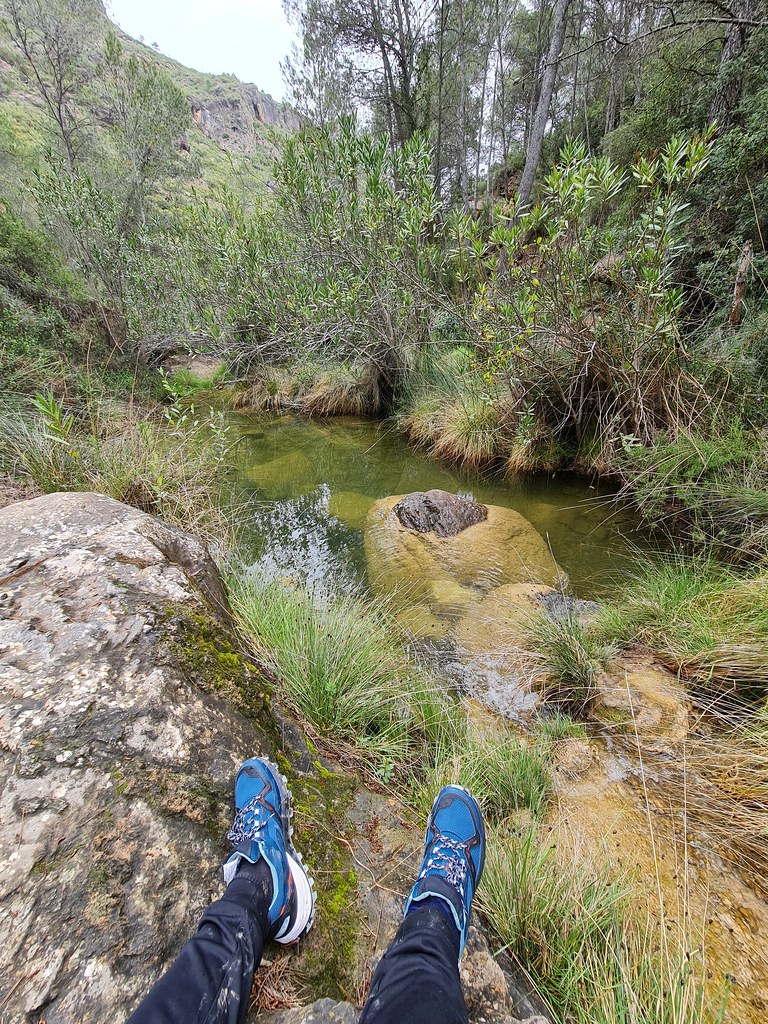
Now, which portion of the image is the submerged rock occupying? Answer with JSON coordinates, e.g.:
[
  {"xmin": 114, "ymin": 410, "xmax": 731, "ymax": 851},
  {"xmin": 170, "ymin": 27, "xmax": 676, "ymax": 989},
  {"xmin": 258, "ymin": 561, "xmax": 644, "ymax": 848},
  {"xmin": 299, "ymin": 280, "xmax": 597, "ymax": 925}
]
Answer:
[
  {"xmin": 456, "ymin": 583, "xmax": 555, "ymax": 658},
  {"xmin": 365, "ymin": 494, "xmax": 563, "ymax": 605},
  {"xmin": 244, "ymin": 450, "xmax": 318, "ymax": 495},
  {"xmin": 393, "ymin": 488, "xmax": 487, "ymax": 537},
  {"xmin": 327, "ymin": 490, "xmax": 376, "ymax": 531},
  {"xmin": 537, "ymin": 590, "xmax": 600, "ymax": 623}
]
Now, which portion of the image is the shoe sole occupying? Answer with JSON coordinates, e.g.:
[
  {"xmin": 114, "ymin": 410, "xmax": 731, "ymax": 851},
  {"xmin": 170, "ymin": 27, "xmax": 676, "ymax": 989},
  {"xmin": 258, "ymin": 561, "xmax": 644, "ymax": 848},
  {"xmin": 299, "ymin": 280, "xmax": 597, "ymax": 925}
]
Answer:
[{"xmin": 262, "ymin": 759, "xmax": 317, "ymax": 944}]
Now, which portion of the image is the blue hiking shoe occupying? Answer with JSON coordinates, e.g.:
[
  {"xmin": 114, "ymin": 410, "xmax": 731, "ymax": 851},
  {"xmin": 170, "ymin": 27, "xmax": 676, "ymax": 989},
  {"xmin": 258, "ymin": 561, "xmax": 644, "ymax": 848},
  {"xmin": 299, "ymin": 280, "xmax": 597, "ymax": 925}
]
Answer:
[
  {"xmin": 223, "ymin": 757, "xmax": 316, "ymax": 944},
  {"xmin": 404, "ymin": 785, "xmax": 485, "ymax": 960}
]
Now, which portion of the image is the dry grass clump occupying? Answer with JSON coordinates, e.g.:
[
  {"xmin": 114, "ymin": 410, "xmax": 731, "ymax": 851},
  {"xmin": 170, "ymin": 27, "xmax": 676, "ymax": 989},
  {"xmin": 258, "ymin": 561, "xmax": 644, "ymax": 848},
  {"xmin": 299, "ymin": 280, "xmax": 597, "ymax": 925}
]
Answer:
[
  {"xmin": 401, "ymin": 391, "xmax": 507, "ymax": 468},
  {"xmin": 232, "ymin": 365, "xmax": 302, "ymax": 411},
  {"xmin": 0, "ymin": 394, "xmax": 231, "ymax": 545},
  {"xmin": 233, "ymin": 360, "xmax": 382, "ymax": 416},
  {"xmin": 478, "ymin": 824, "xmax": 725, "ymax": 1024},
  {"xmin": 506, "ymin": 435, "xmax": 568, "ymax": 475},
  {"xmin": 302, "ymin": 361, "xmax": 382, "ymax": 416}
]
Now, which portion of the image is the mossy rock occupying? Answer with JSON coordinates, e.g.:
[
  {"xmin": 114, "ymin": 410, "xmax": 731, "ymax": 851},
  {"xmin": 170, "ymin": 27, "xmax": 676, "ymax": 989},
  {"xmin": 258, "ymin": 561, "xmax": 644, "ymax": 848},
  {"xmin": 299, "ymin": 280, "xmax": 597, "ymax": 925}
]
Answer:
[{"xmin": 366, "ymin": 494, "xmax": 562, "ymax": 599}]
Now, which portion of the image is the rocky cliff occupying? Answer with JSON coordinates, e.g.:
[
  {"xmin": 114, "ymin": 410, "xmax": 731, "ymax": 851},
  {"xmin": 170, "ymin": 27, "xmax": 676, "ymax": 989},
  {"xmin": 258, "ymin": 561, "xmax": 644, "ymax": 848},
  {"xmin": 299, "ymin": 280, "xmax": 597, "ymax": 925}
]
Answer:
[{"xmin": 190, "ymin": 81, "xmax": 299, "ymax": 156}]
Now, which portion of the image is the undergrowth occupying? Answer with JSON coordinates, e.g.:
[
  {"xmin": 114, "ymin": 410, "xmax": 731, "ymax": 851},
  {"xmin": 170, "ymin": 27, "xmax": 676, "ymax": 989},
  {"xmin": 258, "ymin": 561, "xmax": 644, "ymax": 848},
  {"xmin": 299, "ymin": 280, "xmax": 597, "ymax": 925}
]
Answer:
[
  {"xmin": 228, "ymin": 574, "xmax": 455, "ymax": 781},
  {"xmin": 0, "ymin": 388, "xmax": 232, "ymax": 544}
]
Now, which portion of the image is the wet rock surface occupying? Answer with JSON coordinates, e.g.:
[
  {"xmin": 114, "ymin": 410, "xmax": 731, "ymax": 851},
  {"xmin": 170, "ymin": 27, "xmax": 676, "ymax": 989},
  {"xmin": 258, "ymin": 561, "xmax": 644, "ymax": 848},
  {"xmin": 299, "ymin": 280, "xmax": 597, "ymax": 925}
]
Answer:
[
  {"xmin": 592, "ymin": 658, "xmax": 690, "ymax": 743},
  {"xmin": 366, "ymin": 494, "xmax": 562, "ymax": 610},
  {"xmin": 536, "ymin": 590, "xmax": 600, "ymax": 622},
  {"xmin": 393, "ymin": 489, "xmax": 488, "ymax": 537},
  {"xmin": 550, "ymin": 728, "xmax": 768, "ymax": 1024}
]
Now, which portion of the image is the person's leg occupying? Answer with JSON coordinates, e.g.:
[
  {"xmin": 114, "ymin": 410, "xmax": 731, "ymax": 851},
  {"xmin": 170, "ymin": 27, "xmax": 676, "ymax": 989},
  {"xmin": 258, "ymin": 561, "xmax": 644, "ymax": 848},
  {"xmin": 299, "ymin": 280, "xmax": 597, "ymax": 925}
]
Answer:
[
  {"xmin": 127, "ymin": 758, "xmax": 316, "ymax": 1024},
  {"xmin": 359, "ymin": 903, "xmax": 467, "ymax": 1024},
  {"xmin": 126, "ymin": 858, "xmax": 272, "ymax": 1024},
  {"xmin": 359, "ymin": 786, "xmax": 485, "ymax": 1024}
]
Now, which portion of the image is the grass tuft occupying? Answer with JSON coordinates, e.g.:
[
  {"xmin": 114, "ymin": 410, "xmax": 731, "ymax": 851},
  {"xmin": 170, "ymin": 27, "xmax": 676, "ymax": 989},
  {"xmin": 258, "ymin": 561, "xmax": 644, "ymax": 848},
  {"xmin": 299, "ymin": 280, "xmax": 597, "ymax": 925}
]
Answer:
[
  {"xmin": 419, "ymin": 720, "xmax": 555, "ymax": 823},
  {"xmin": 0, "ymin": 393, "xmax": 231, "ymax": 544},
  {"xmin": 233, "ymin": 360, "xmax": 382, "ymax": 416},
  {"xmin": 595, "ymin": 555, "xmax": 768, "ymax": 693},
  {"xmin": 228, "ymin": 574, "xmax": 453, "ymax": 780},
  {"xmin": 529, "ymin": 607, "xmax": 615, "ymax": 714}
]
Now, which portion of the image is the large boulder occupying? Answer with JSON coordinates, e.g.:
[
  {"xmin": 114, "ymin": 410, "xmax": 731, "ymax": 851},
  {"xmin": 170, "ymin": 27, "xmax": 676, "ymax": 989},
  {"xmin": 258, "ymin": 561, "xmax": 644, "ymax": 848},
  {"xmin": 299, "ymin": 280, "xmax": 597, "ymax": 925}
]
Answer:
[
  {"xmin": 365, "ymin": 493, "xmax": 563, "ymax": 610},
  {"xmin": 0, "ymin": 492, "xmax": 286, "ymax": 1022}
]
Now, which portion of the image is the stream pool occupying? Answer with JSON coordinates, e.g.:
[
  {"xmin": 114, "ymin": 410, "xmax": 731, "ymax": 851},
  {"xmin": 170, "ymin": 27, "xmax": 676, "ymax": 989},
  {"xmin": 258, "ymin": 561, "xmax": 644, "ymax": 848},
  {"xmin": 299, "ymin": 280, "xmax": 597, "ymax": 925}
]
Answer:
[
  {"xmin": 233, "ymin": 412, "xmax": 655, "ymax": 601},
  {"xmin": 230, "ymin": 413, "xmax": 768, "ymax": 1023}
]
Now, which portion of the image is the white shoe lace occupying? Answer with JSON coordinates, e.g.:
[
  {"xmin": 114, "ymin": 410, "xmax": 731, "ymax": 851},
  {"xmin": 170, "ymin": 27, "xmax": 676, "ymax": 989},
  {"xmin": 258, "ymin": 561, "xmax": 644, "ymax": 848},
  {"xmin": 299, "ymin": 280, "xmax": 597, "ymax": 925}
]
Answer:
[
  {"xmin": 419, "ymin": 834, "xmax": 469, "ymax": 900},
  {"xmin": 227, "ymin": 795, "xmax": 275, "ymax": 846}
]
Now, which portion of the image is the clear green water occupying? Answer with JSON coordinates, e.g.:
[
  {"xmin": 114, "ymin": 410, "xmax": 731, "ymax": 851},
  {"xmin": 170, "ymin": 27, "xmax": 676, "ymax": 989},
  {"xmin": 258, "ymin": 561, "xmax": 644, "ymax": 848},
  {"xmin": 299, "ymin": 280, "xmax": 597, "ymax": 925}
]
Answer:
[{"xmin": 233, "ymin": 413, "xmax": 654, "ymax": 601}]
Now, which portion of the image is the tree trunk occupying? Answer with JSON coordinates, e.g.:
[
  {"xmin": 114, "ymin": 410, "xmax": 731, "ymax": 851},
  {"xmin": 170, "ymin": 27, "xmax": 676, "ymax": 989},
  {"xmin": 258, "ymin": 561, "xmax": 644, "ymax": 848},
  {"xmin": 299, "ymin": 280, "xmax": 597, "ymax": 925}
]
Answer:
[
  {"xmin": 517, "ymin": 0, "xmax": 573, "ymax": 211},
  {"xmin": 456, "ymin": 0, "xmax": 469, "ymax": 209},
  {"xmin": 729, "ymin": 240, "xmax": 753, "ymax": 329},
  {"xmin": 710, "ymin": 0, "xmax": 753, "ymax": 126},
  {"xmin": 434, "ymin": 0, "xmax": 447, "ymax": 194}
]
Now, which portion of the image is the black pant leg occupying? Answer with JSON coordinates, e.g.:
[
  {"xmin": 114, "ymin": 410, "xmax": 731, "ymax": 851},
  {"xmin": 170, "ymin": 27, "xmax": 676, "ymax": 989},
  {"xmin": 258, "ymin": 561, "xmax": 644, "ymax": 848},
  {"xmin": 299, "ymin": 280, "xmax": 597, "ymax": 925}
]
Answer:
[
  {"xmin": 358, "ymin": 905, "xmax": 468, "ymax": 1024},
  {"xmin": 126, "ymin": 861, "xmax": 271, "ymax": 1024}
]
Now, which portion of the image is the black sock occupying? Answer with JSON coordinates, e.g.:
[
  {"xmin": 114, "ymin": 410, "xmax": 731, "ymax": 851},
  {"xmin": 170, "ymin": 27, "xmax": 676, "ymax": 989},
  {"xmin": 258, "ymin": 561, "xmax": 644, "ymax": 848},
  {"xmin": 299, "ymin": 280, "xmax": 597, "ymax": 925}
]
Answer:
[{"xmin": 222, "ymin": 856, "xmax": 273, "ymax": 938}]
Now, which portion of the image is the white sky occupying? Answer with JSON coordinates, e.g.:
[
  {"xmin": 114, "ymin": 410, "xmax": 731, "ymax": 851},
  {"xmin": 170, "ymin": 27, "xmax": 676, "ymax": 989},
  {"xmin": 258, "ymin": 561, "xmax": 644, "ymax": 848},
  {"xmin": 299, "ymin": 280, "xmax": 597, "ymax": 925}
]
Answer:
[{"xmin": 105, "ymin": 0, "xmax": 297, "ymax": 100}]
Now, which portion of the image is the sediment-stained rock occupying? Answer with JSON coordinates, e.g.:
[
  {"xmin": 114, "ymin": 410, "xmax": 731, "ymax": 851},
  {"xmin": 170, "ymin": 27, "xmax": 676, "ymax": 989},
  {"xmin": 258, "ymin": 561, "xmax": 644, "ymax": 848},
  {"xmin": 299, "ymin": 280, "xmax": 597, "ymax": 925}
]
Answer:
[{"xmin": 365, "ymin": 494, "xmax": 563, "ymax": 605}]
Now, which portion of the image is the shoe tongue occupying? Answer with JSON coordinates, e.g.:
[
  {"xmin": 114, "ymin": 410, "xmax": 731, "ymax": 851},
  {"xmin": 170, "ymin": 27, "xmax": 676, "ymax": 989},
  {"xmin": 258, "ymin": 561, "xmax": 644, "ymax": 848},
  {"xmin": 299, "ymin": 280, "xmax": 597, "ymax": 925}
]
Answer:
[{"xmin": 413, "ymin": 875, "xmax": 465, "ymax": 925}]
